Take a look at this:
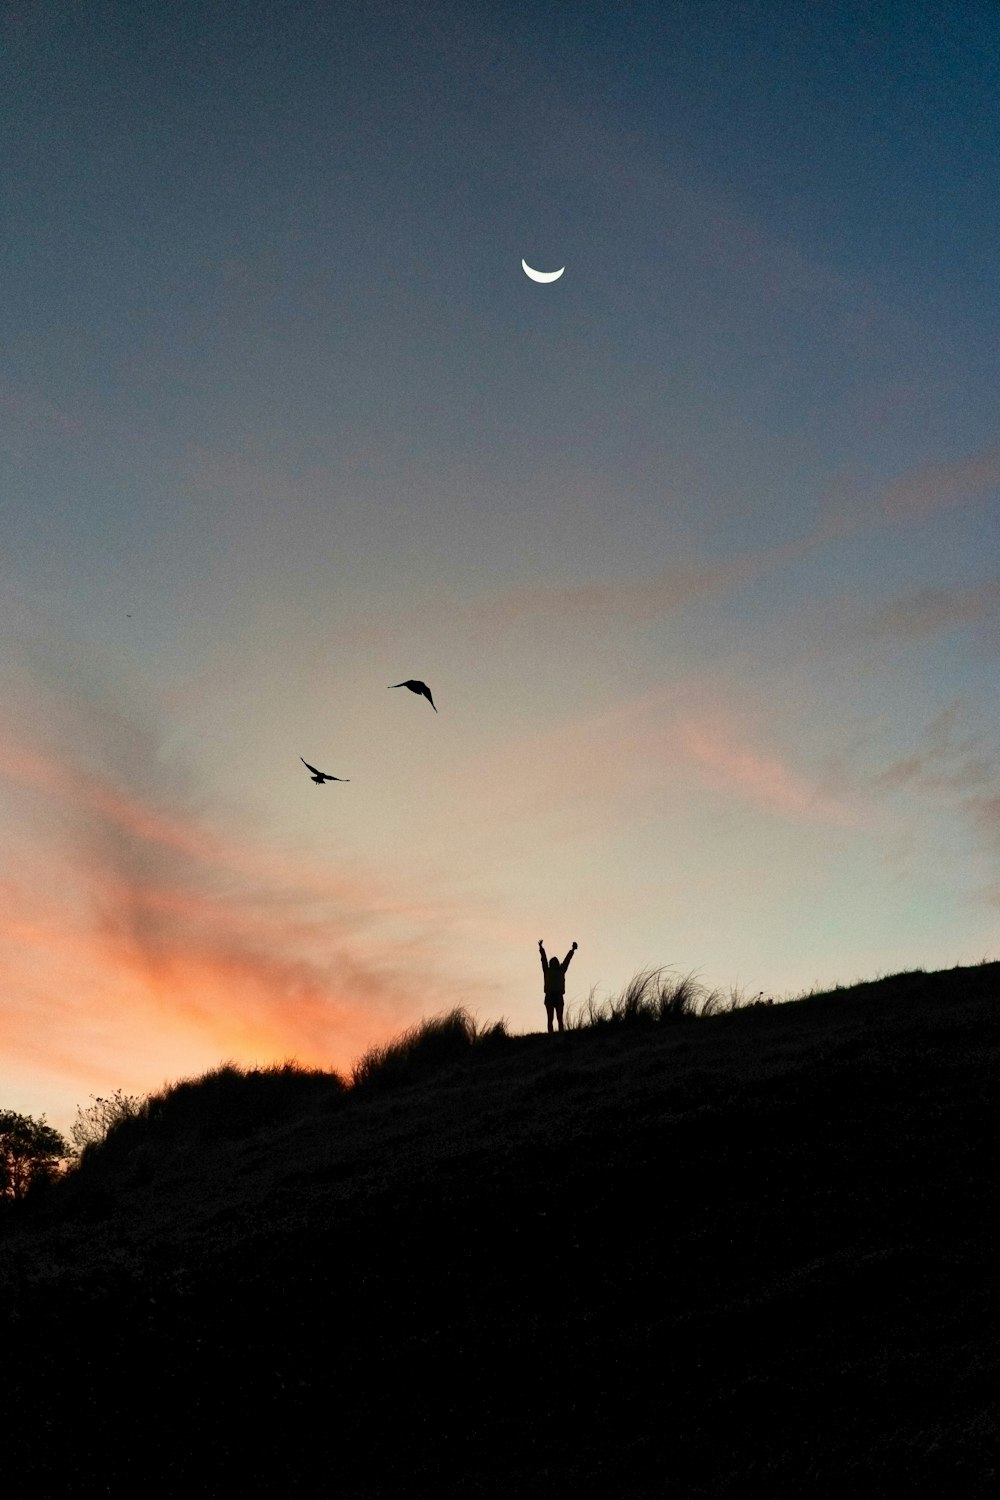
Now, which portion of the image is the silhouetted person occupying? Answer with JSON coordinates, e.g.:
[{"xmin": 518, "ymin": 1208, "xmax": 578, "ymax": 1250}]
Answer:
[{"xmin": 539, "ymin": 939, "xmax": 577, "ymax": 1033}]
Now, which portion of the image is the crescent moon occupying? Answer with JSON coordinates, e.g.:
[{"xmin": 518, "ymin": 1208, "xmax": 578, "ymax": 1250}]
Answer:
[{"xmin": 521, "ymin": 259, "xmax": 565, "ymax": 283}]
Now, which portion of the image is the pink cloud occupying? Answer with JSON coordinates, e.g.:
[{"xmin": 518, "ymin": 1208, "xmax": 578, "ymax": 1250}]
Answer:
[
  {"xmin": 678, "ymin": 717, "xmax": 859, "ymax": 826},
  {"xmin": 458, "ymin": 688, "xmax": 863, "ymax": 833}
]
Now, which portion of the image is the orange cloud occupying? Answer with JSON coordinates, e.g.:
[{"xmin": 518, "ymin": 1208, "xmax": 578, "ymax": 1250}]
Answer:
[
  {"xmin": 0, "ymin": 735, "xmax": 447, "ymax": 922},
  {"xmin": 0, "ymin": 710, "xmax": 495, "ymax": 1110},
  {"xmin": 0, "ymin": 737, "xmax": 227, "ymax": 864}
]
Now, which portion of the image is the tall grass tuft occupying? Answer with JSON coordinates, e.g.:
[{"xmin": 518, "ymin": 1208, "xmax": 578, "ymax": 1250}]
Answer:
[
  {"xmin": 568, "ymin": 968, "xmax": 724, "ymax": 1029},
  {"xmin": 350, "ymin": 1009, "xmax": 508, "ymax": 1093}
]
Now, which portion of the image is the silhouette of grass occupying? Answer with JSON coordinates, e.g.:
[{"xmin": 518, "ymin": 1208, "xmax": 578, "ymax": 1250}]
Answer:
[
  {"xmin": 350, "ymin": 1008, "xmax": 508, "ymax": 1092},
  {"xmin": 569, "ymin": 967, "xmax": 727, "ymax": 1028},
  {"xmin": 61, "ymin": 958, "xmax": 936, "ymax": 1188}
]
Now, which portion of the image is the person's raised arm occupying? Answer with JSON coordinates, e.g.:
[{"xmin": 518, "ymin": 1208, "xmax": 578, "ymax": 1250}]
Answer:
[
  {"xmin": 562, "ymin": 941, "xmax": 578, "ymax": 972},
  {"xmin": 539, "ymin": 940, "xmax": 548, "ymax": 974}
]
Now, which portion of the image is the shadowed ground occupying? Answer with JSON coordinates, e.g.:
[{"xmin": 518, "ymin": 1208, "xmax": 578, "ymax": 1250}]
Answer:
[{"xmin": 3, "ymin": 963, "xmax": 999, "ymax": 1496}]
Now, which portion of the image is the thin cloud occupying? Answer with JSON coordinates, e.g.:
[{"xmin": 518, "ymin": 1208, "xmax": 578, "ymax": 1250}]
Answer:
[
  {"xmin": 333, "ymin": 522, "xmax": 849, "ymax": 655},
  {"xmin": 451, "ymin": 525, "xmax": 846, "ymax": 633},
  {"xmin": 872, "ymin": 702, "xmax": 997, "ymax": 795},
  {"xmin": 459, "ymin": 687, "xmax": 863, "ymax": 831},
  {"xmin": 868, "ymin": 703, "xmax": 1000, "ymax": 879},
  {"xmin": 883, "ymin": 445, "xmax": 1000, "ymax": 520},
  {"xmin": 966, "ymin": 793, "xmax": 1000, "ymax": 859},
  {"xmin": 863, "ymin": 579, "xmax": 1000, "ymax": 640},
  {"xmin": 0, "ymin": 380, "xmax": 92, "ymax": 454},
  {"xmin": 678, "ymin": 717, "xmax": 859, "ymax": 826},
  {"xmin": 0, "ymin": 735, "xmax": 458, "ymax": 929}
]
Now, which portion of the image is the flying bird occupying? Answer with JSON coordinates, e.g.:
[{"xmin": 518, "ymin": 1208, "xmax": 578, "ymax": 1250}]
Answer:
[
  {"xmin": 389, "ymin": 679, "xmax": 437, "ymax": 711},
  {"xmin": 300, "ymin": 757, "xmax": 350, "ymax": 784}
]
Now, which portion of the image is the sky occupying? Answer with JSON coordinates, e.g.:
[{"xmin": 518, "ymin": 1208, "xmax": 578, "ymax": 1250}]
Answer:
[{"xmin": 3, "ymin": 0, "xmax": 999, "ymax": 1134}]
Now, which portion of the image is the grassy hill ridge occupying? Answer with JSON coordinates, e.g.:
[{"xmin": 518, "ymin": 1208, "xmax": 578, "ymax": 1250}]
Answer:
[{"xmin": 3, "ymin": 963, "xmax": 999, "ymax": 1496}]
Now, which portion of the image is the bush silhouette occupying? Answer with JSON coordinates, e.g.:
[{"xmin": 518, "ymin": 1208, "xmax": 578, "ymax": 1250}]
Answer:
[
  {"xmin": 350, "ymin": 1008, "xmax": 508, "ymax": 1092},
  {"xmin": 72, "ymin": 1061, "xmax": 346, "ymax": 1179},
  {"xmin": 71, "ymin": 1089, "xmax": 146, "ymax": 1158}
]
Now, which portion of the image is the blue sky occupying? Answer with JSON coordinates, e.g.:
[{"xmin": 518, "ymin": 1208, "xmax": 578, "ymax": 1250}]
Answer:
[{"xmin": 2, "ymin": 0, "xmax": 998, "ymax": 1130}]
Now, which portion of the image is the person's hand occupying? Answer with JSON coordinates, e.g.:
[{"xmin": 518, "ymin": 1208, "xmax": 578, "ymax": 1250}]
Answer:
[
  {"xmin": 572, "ymin": 941, "xmax": 578, "ymax": 949},
  {"xmin": 538, "ymin": 939, "xmax": 544, "ymax": 948}
]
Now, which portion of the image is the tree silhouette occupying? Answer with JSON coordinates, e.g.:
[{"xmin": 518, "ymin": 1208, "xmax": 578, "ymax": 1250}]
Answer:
[{"xmin": 0, "ymin": 1109, "xmax": 72, "ymax": 1200}]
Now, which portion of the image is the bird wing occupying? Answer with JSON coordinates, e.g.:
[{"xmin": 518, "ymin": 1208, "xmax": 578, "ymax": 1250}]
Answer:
[
  {"xmin": 301, "ymin": 758, "xmax": 323, "ymax": 776},
  {"xmin": 390, "ymin": 679, "xmax": 436, "ymax": 708}
]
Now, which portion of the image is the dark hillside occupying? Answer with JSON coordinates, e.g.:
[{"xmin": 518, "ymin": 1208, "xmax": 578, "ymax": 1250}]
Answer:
[{"xmin": 3, "ymin": 964, "xmax": 999, "ymax": 1496}]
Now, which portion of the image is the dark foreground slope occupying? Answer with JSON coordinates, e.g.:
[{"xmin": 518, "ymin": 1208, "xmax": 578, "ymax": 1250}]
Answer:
[{"xmin": 3, "ymin": 964, "xmax": 999, "ymax": 1497}]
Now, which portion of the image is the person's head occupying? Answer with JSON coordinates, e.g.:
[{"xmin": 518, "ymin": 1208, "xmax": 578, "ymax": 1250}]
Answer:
[{"xmin": 549, "ymin": 956, "xmax": 560, "ymax": 970}]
